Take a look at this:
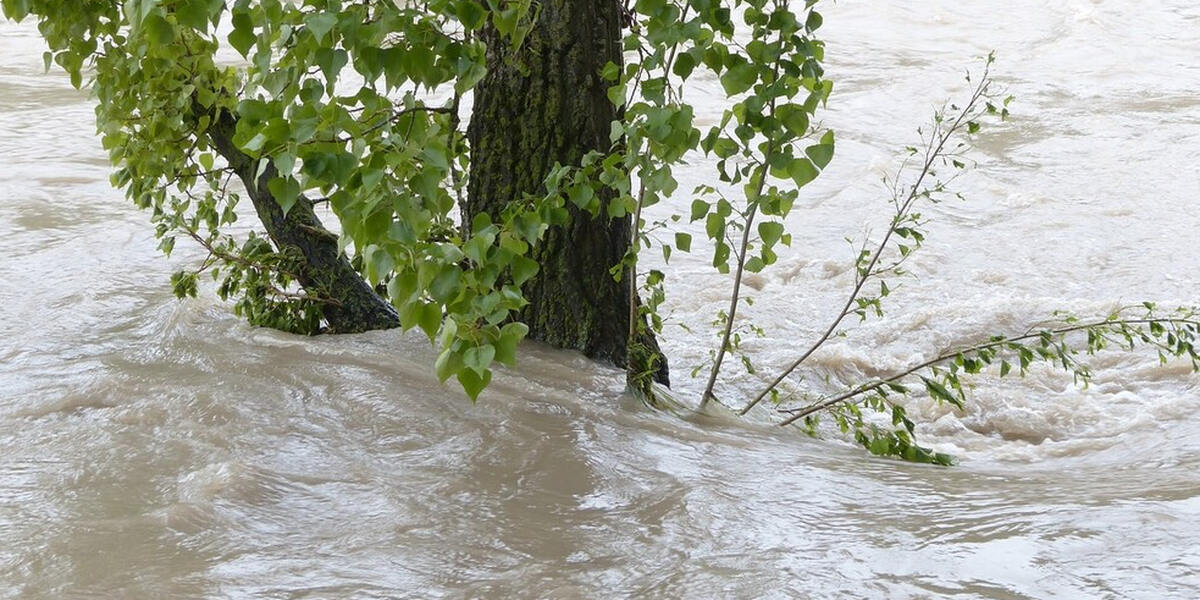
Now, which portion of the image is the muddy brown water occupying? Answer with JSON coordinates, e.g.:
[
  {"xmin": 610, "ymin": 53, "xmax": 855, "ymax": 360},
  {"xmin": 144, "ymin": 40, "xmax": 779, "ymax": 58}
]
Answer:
[{"xmin": 2, "ymin": 2, "xmax": 1199, "ymax": 598}]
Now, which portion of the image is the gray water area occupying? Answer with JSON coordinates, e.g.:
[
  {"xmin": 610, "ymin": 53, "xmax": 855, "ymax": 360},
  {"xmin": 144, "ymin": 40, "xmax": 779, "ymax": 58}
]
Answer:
[{"xmin": 2, "ymin": 2, "xmax": 1199, "ymax": 598}]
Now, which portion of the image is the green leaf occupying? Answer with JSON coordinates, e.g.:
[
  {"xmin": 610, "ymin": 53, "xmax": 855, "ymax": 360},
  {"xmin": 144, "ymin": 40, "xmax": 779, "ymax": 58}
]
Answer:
[
  {"xmin": 705, "ymin": 212, "xmax": 724, "ymax": 240},
  {"xmin": 3, "ymin": 0, "xmax": 32, "ymax": 20},
  {"xmin": 363, "ymin": 244, "xmax": 394, "ymax": 284},
  {"xmin": 607, "ymin": 82, "xmax": 626, "ymax": 107},
  {"xmin": 315, "ymin": 47, "xmax": 348, "ymax": 87},
  {"xmin": 494, "ymin": 322, "xmax": 528, "ymax": 366},
  {"xmin": 806, "ymin": 132, "xmax": 835, "ymax": 169},
  {"xmin": 690, "ymin": 199, "xmax": 710, "ymax": 222},
  {"xmin": 776, "ymin": 104, "xmax": 810, "ymax": 136},
  {"xmin": 410, "ymin": 302, "xmax": 439, "ymax": 340},
  {"xmin": 805, "ymin": 10, "xmax": 823, "ymax": 31},
  {"xmin": 304, "ymin": 12, "xmax": 338, "ymax": 43},
  {"xmin": 243, "ymin": 133, "xmax": 269, "ymax": 155},
  {"xmin": 236, "ymin": 98, "xmax": 271, "ymax": 123},
  {"xmin": 267, "ymin": 176, "xmax": 300, "ymax": 215},
  {"xmin": 434, "ymin": 346, "xmax": 462, "ymax": 382},
  {"xmin": 430, "ymin": 266, "xmax": 462, "ymax": 303},
  {"xmin": 456, "ymin": 0, "xmax": 488, "ymax": 30},
  {"xmin": 868, "ymin": 435, "xmax": 889, "ymax": 456},
  {"xmin": 673, "ymin": 52, "xmax": 697, "ymax": 80},
  {"xmin": 674, "ymin": 232, "xmax": 692, "ymax": 252},
  {"xmin": 274, "ymin": 151, "xmax": 296, "ymax": 177},
  {"xmin": 127, "ymin": 0, "xmax": 156, "ymax": 27},
  {"xmin": 228, "ymin": 11, "xmax": 256, "ymax": 57},
  {"xmin": 511, "ymin": 255, "xmax": 539, "ymax": 286},
  {"xmin": 713, "ymin": 241, "xmax": 730, "ymax": 272},
  {"xmin": 463, "ymin": 344, "xmax": 496, "ymax": 375},
  {"xmin": 712, "ymin": 137, "xmax": 739, "ymax": 159},
  {"xmin": 457, "ymin": 366, "xmax": 491, "ymax": 401},
  {"xmin": 921, "ymin": 376, "xmax": 959, "ymax": 407},
  {"xmin": 143, "ymin": 14, "xmax": 176, "ymax": 45},
  {"xmin": 788, "ymin": 157, "xmax": 819, "ymax": 188},
  {"xmin": 600, "ymin": 61, "xmax": 620, "ymax": 81},
  {"xmin": 170, "ymin": 270, "xmax": 198, "ymax": 298},
  {"xmin": 758, "ymin": 222, "xmax": 784, "ymax": 248},
  {"xmin": 567, "ymin": 184, "xmax": 595, "ymax": 210},
  {"xmin": 720, "ymin": 62, "xmax": 757, "ymax": 96},
  {"xmin": 176, "ymin": 0, "xmax": 218, "ymax": 30}
]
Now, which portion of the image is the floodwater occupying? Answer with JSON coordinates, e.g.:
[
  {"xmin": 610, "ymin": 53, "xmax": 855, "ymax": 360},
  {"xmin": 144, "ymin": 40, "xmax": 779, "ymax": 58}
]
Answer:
[{"xmin": 1, "ymin": 2, "xmax": 1199, "ymax": 598}]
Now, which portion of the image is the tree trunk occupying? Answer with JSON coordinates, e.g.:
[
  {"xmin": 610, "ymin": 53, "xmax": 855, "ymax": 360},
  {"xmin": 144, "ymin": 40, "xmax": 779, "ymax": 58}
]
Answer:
[
  {"xmin": 205, "ymin": 106, "xmax": 400, "ymax": 334},
  {"xmin": 466, "ymin": 0, "xmax": 669, "ymax": 385}
]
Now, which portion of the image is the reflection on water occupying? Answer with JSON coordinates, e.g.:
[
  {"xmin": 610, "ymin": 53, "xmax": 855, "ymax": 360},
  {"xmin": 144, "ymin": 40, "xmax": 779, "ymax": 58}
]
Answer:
[{"xmin": 1, "ymin": 2, "xmax": 1199, "ymax": 598}]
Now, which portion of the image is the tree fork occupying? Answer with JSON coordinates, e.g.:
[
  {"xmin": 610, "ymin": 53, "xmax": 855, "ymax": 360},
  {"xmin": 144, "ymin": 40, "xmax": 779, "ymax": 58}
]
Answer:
[
  {"xmin": 466, "ymin": 0, "xmax": 669, "ymax": 385},
  {"xmin": 203, "ymin": 104, "xmax": 400, "ymax": 334}
]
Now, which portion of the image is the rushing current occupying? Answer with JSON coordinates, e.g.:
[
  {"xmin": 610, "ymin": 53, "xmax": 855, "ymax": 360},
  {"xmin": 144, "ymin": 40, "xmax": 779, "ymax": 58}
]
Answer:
[{"xmin": 2, "ymin": 2, "xmax": 1199, "ymax": 598}]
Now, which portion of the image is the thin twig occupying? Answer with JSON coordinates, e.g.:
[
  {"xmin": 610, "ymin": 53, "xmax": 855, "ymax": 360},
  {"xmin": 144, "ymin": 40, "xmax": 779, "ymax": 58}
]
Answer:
[
  {"xmin": 699, "ymin": 27, "xmax": 787, "ymax": 409},
  {"xmin": 741, "ymin": 66, "xmax": 993, "ymax": 415},
  {"xmin": 182, "ymin": 229, "xmax": 343, "ymax": 306},
  {"xmin": 629, "ymin": 177, "xmax": 647, "ymax": 349}
]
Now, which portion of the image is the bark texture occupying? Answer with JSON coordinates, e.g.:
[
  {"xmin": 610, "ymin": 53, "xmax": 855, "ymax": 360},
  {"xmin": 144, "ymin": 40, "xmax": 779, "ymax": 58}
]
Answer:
[
  {"xmin": 467, "ymin": 0, "xmax": 668, "ymax": 385},
  {"xmin": 204, "ymin": 106, "xmax": 400, "ymax": 333}
]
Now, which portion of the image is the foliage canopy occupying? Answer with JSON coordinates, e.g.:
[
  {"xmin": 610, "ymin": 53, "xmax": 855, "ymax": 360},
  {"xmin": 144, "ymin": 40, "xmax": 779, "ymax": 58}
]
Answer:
[{"xmin": 2, "ymin": 0, "xmax": 834, "ymax": 397}]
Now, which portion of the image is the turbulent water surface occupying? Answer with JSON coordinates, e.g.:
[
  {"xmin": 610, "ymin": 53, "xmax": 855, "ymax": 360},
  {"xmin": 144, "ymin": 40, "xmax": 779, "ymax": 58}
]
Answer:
[{"xmin": 2, "ymin": 2, "xmax": 1199, "ymax": 598}]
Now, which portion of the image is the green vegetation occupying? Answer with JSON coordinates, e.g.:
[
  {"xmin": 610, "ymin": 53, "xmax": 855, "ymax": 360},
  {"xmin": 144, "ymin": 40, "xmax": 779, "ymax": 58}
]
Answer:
[{"xmin": 4, "ymin": 0, "xmax": 1196, "ymax": 463}]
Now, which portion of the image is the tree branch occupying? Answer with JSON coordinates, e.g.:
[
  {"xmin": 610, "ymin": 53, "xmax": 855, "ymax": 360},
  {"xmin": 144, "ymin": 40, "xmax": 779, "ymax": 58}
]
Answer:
[{"xmin": 776, "ymin": 315, "xmax": 1200, "ymax": 426}]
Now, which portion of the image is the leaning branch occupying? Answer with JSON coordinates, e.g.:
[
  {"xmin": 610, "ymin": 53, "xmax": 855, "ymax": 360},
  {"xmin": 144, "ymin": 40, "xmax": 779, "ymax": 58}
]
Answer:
[{"xmin": 776, "ymin": 315, "xmax": 1200, "ymax": 426}]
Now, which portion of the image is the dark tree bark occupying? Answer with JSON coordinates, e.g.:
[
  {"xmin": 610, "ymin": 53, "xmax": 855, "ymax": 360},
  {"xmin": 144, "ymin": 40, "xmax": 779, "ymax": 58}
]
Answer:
[
  {"xmin": 466, "ymin": 0, "xmax": 669, "ymax": 385},
  {"xmin": 204, "ymin": 106, "xmax": 400, "ymax": 334}
]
